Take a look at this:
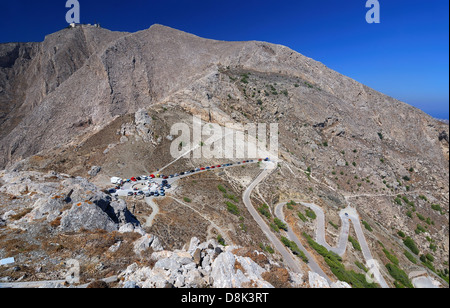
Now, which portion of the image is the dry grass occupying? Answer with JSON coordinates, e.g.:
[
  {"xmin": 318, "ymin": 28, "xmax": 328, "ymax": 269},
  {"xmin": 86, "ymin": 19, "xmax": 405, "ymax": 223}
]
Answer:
[
  {"xmin": 261, "ymin": 266, "xmax": 292, "ymax": 288},
  {"xmin": 9, "ymin": 208, "xmax": 32, "ymax": 221}
]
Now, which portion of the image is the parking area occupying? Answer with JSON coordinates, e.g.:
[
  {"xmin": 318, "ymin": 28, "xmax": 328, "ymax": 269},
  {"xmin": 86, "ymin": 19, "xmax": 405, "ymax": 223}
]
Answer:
[{"xmin": 109, "ymin": 158, "xmax": 270, "ymax": 199}]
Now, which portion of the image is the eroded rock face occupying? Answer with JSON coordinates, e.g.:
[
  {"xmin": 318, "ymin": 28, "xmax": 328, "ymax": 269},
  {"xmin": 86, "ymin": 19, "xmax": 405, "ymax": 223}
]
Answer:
[
  {"xmin": 118, "ymin": 237, "xmax": 354, "ymax": 289},
  {"xmin": 0, "ymin": 170, "xmax": 139, "ymax": 232}
]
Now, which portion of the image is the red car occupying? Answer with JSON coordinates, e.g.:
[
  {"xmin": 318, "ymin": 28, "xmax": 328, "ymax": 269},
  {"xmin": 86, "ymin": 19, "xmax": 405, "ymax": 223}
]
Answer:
[
  {"xmin": 150, "ymin": 174, "xmax": 155, "ymax": 179},
  {"xmin": 211, "ymin": 166, "xmax": 216, "ymax": 169},
  {"xmin": 217, "ymin": 165, "xmax": 221, "ymax": 168},
  {"xmin": 200, "ymin": 168, "xmax": 206, "ymax": 171},
  {"xmin": 131, "ymin": 177, "xmax": 137, "ymax": 182}
]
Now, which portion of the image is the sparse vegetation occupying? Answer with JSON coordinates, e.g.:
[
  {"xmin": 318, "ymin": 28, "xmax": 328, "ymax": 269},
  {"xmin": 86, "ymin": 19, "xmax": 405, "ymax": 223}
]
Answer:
[
  {"xmin": 385, "ymin": 263, "xmax": 413, "ymax": 288},
  {"xmin": 348, "ymin": 236, "xmax": 362, "ymax": 251},
  {"xmin": 362, "ymin": 221, "xmax": 373, "ymax": 232},
  {"xmin": 225, "ymin": 201, "xmax": 240, "ymax": 216},
  {"xmin": 303, "ymin": 233, "xmax": 378, "ymax": 288},
  {"xmin": 274, "ymin": 218, "xmax": 288, "ymax": 231},
  {"xmin": 403, "ymin": 237, "xmax": 420, "ymax": 255},
  {"xmin": 281, "ymin": 237, "xmax": 308, "ymax": 263},
  {"xmin": 258, "ymin": 204, "xmax": 272, "ymax": 220},
  {"xmin": 305, "ymin": 208, "xmax": 316, "ymax": 220}
]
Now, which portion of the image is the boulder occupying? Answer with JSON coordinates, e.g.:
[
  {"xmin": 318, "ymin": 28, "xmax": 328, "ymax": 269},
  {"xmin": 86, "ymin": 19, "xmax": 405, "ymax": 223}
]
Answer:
[
  {"xmin": 88, "ymin": 166, "xmax": 101, "ymax": 177},
  {"xmin": 331, "ymin": 281, "xmax": 352, "ymax": 288},
  {"xmin": 308, "ymin": 272, "xmax": 330, "ymax": 288},
  {"xmin": 59, "ymin": 203, "xmax": 118, "ymax": 232},
  {"xmin": 133, "ymin": 234, "xmax": 164, "ymax": 255}
]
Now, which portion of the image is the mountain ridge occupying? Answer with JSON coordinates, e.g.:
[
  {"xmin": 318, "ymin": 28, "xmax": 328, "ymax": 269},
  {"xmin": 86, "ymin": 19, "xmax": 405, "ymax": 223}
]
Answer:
[{"xmin": 0, "ymin": 24, "xmax": 448, "ymax": 288}]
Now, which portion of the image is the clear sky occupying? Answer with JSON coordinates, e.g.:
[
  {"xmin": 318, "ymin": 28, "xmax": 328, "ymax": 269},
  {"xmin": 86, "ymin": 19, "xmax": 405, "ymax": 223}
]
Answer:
[{"xmin": 1, "ymin": 0, "xmax": 448, "ymax": 119}]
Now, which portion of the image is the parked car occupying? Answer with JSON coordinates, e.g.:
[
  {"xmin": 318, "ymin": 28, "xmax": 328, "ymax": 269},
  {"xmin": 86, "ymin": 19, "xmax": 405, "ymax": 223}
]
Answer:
[{"xmin": 127, "ymin": 192, "xmax": 134, "ymax": 196}]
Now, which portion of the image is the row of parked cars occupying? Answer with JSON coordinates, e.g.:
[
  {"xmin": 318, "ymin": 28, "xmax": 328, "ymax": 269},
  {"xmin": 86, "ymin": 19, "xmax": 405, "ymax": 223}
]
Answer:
[
  {"xmin": 156, "ymin": 158, "xmax": 269, "ymax": 179},
  {"xmin": 118, "ymin": 158, "xmax": 270, "ymax": 198}
]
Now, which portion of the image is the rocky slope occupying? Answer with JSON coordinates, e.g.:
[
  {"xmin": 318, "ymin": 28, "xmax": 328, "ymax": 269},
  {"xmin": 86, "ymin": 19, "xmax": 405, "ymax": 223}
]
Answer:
[{"xmin": 0, "ymin": 24, "xmax": 448, "ymax": 288}]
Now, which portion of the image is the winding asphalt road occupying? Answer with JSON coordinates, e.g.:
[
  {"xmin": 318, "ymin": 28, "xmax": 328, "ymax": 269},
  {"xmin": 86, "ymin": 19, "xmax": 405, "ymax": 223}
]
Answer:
[
  {"xmin": 275, "ymin": 203, "xmax": 332, "ymax": 283},
  {"xmin": 242, "ymin": 162, "xmax": 305, "ymax": 274},
  {"xmin": 275, "ymin": 201, "xmax": 389, "ymax": 288}
]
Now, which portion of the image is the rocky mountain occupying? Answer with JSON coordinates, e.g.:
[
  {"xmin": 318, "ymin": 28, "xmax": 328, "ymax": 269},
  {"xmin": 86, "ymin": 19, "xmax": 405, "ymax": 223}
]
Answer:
[{"xmin": 0, "ymin": 24, "xmax": 448, "ymax": 288}]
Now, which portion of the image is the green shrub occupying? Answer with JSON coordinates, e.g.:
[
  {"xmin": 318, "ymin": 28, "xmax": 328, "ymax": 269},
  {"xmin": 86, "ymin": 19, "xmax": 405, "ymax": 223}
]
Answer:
[
  {"xmin": 404, "ymin": 250, "xmax": 417, "ymax": 264},
  {"xmin": 298, "ymin": 212, "xmax": 307, "ymax": 222},
  {"xmin": 280, "ymin": 237, "xmax": 308, "ymax": 263},
  {"xmin": 403, "ymin": 237, "xmax": 420, "ymax": 255},
  {"xmin": 258, "ymin": 204, "xmax": 271, "ymax": 220},
  {"xmin": 385, "ymin": 263, "xmax": 413, "ymax": 288},
  {"xmin": 362, "ymin": 221, "xmax": 373, "ymax": 232},
  {"xmin": 419, "ymin": 195, "xmax": 428, "ymax": 201},
  {"xmin": 383, "ymin": 249, "xmax": 399, "ymax": 265},
  {"xmin": 305, "ymin": 208, "xmax": 316, "ymax": 220},
  {"xmin": 225, "ymin": 201, "xmax": 240, "ymax": 216},
  {"xmin": 431, "ymin": 204, "xmax": 443, "ymax": 214},
  {"xmin": 224, "ymin": 193, "xmax": 239, "ymax": 203},
  {"xmin": 217, "ymin": 235, "xmax": 226, "ymax": 246},
  {"xmin": 349, "ymin": 236, "xmax": 362, "ymax": 251},
  {"xmin": 329, "ymin": 221, "xmax": 339, "ymax": 230},
  {"xmin": 218, "ymin": 184, "xmax": 227, "ymax": 193},
  {"xmin": 270, "ymin": 223, "xmax": 279, "ymax": 233},
  {"xmin": 183, "ymin": 197, "xmax": 192, "ymax": 203},
  {"xmin": 415, "ymin": 224, "xmax": 426, "ymax": 234},
  {"xmin": 274, "ymin": 218, "xmax": 288, "ymax": 231},
  {"xmin": 302, "ymin": 233, "xmax": 377, "ymax": 288}
]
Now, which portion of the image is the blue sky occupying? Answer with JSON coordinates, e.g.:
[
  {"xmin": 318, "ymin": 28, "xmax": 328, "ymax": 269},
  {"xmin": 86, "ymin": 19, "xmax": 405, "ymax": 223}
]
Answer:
[{"xmin": 1, "ymin": 0, "xmax": 448, "ymax": 119}]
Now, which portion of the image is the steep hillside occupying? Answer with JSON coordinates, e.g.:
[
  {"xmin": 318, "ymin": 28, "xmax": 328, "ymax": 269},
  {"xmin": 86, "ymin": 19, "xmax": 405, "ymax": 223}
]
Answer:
[{"xmin": 0, "ymin": 24, "xmax": 448, "ymax": 288}]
